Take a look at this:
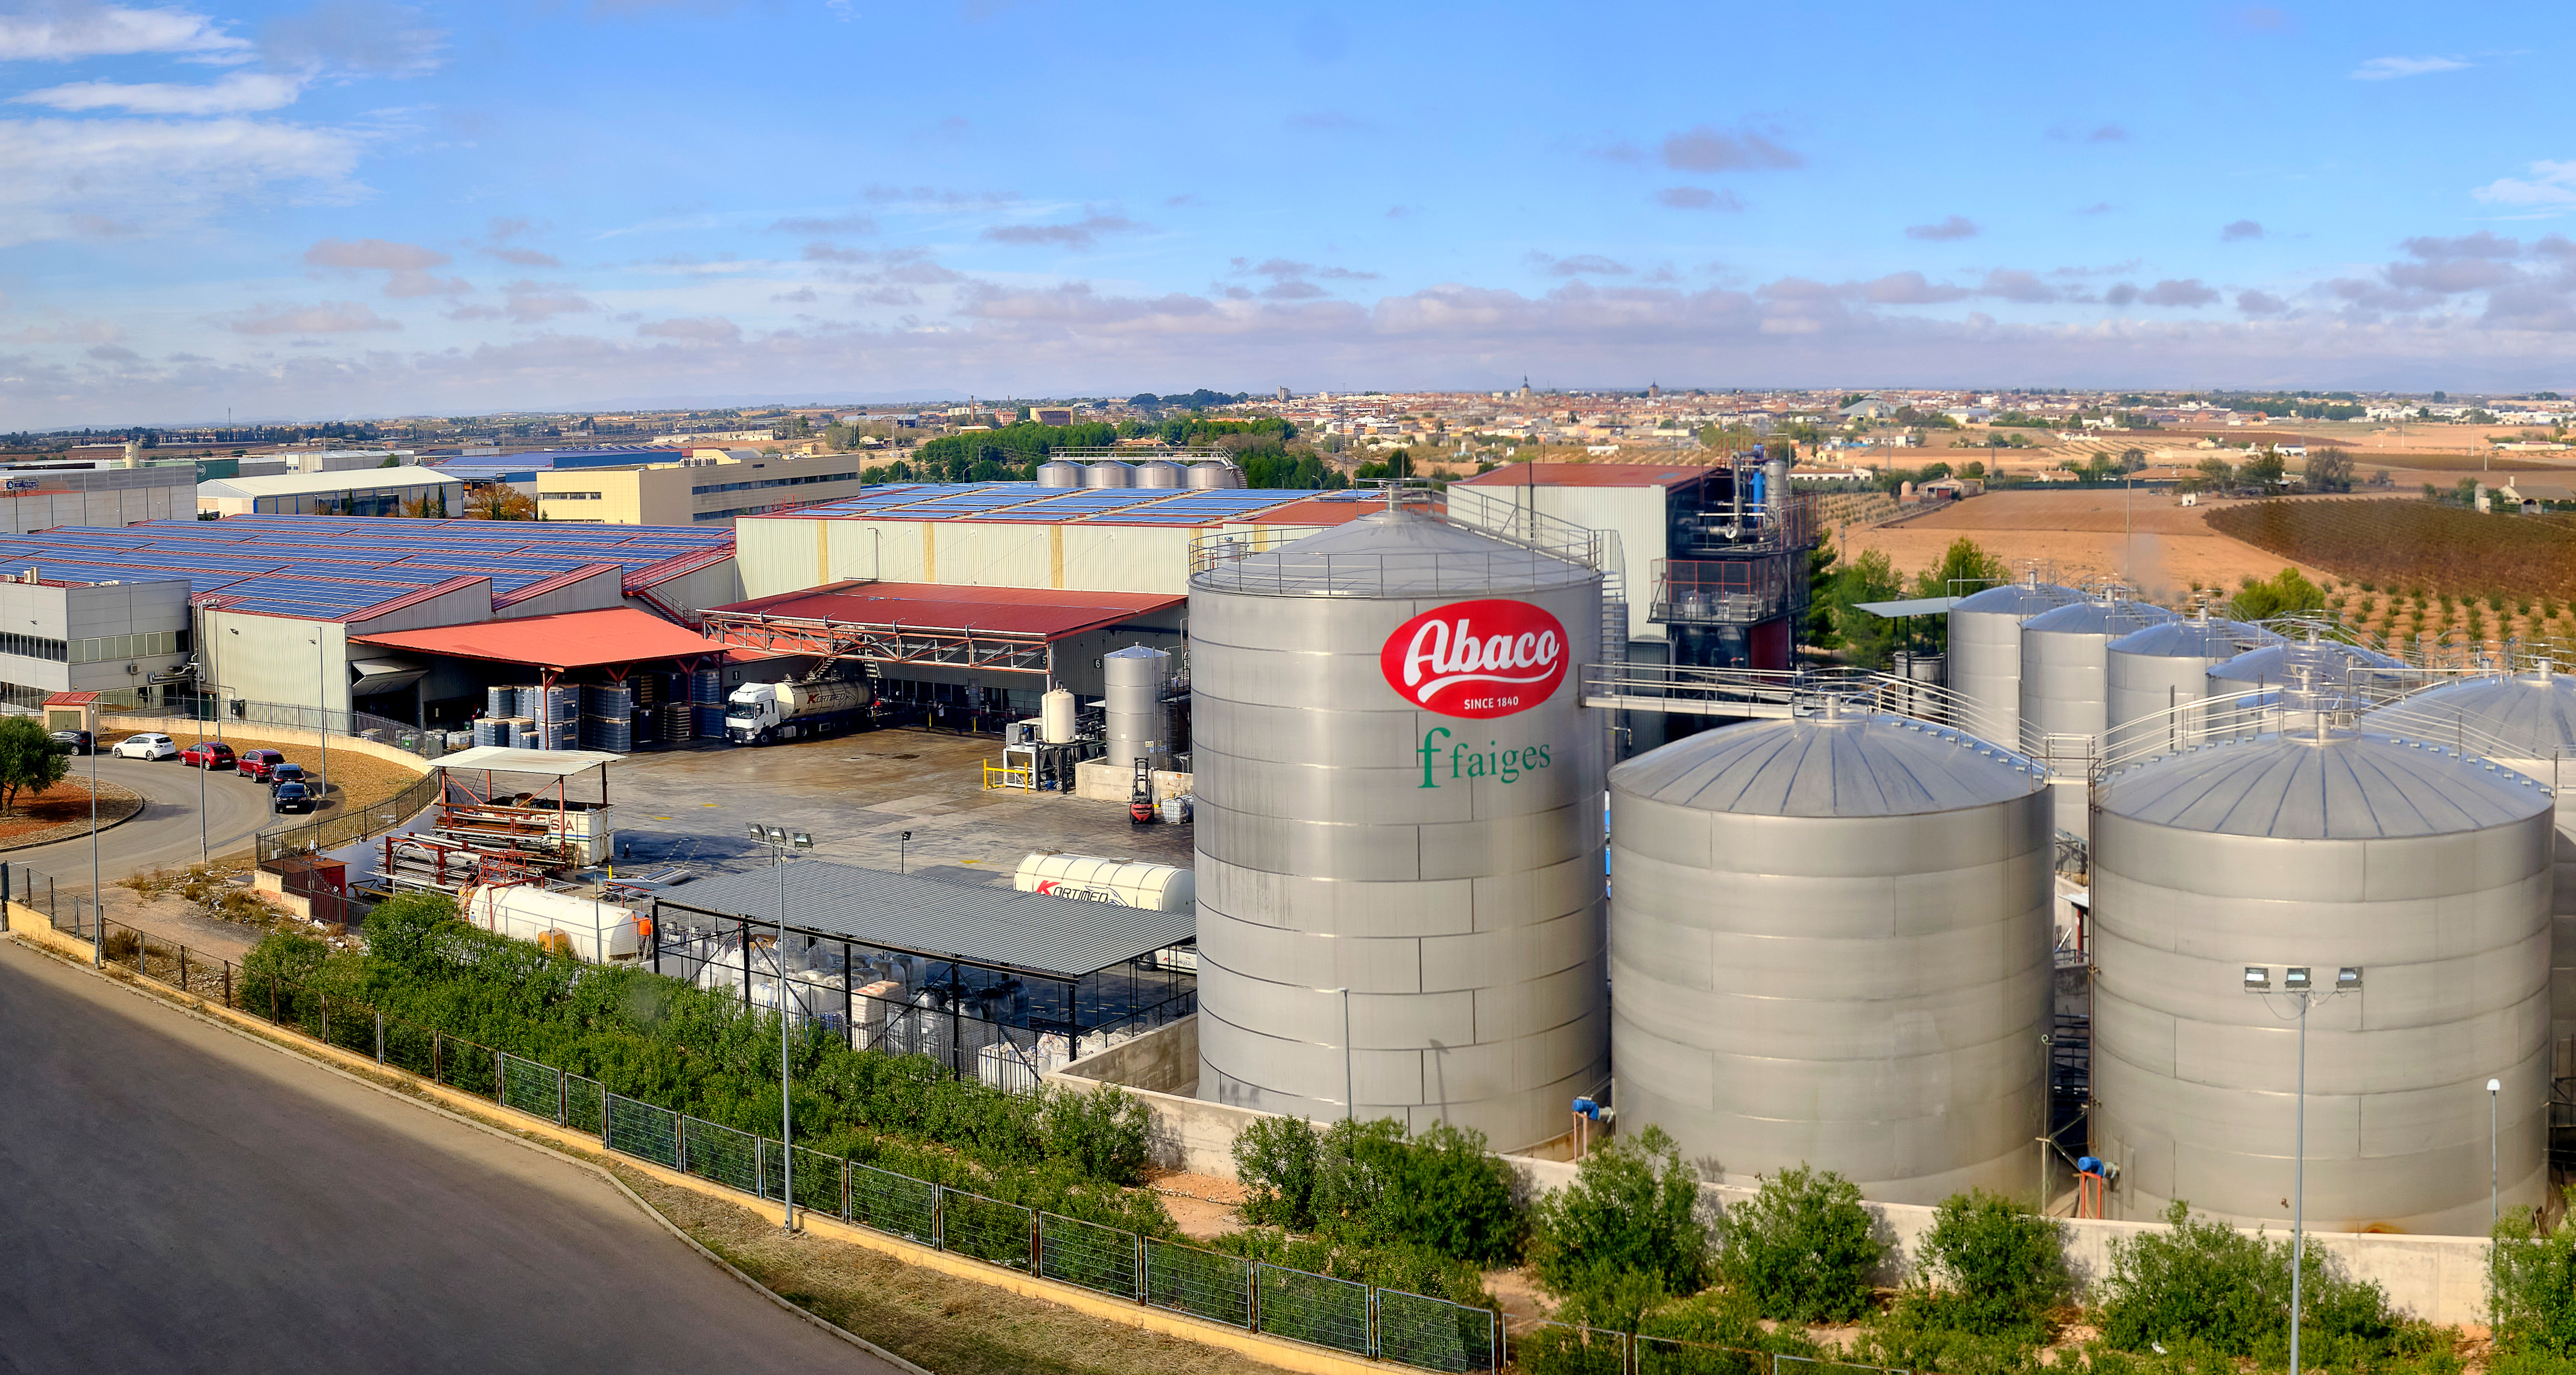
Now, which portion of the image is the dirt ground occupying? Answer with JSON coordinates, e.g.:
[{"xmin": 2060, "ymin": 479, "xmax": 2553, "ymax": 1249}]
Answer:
[
  {"xmin": 1149, "ymin": 1171, "xmax": 1248, "ymax": 1242},
  {"xmin": 615, "ymin": 1165, "xmax": 1282, "ymax": 1375},
  {"xmin": 1837, "ymin": 489, "xmax": 2332, "ymax": 602},
  {"xmin": 145, "ymin": 728, "xmax": 425, "ymax": 813},
  {"xmin": 0, "ymin": 775, "xmax": 140, "ymax": 845}
]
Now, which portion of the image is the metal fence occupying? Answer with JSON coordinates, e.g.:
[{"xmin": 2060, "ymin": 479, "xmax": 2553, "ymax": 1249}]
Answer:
[
  {"xmin": 111, "ymin": 694, "xmax": 459, "ymax": 762},
  {"xmin": 60, "ymin": 927, "xmax": 1510, "ymax": 1374},
  {"xmin": 256, "ymin": 769, "xmax": 441, "ymax": 863},
  {"xmin": 29, "ymin": 906, "xmax": 1908, "ymax": 1375}
]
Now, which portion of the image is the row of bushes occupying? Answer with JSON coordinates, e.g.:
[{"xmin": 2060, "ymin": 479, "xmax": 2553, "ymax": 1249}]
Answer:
[
  {"xmin": 247, "ymin": 894, "xmax": 1172, "ymax": 1235},
  {"xmin": 1231, "ymin": 1122, "xmax": 2483, "ymax": 1374}
]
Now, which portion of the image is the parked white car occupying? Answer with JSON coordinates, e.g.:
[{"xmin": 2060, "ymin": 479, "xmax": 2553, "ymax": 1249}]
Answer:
[{"xmin": 110, "ymin": 732, "xmax": 178, "ymax": 761}]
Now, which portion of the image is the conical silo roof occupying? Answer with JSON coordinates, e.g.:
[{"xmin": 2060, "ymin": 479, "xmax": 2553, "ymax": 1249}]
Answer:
[
  {"xmin": 2095, "ymin": 730, "xmax": 2550, "ymax": 839},
  {"xmin": 1610, "ymin": 709, "xmax": 2045, "ymax": 817}
]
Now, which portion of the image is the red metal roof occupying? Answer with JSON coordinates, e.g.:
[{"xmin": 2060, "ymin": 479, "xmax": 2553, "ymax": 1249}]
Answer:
[
  {"xmin": 713, "ymin": 581, "xmax": 1182, "ymax": 639},
  {"xmin": 350, "ymin": 607, "xmax": 724, "ymax": 670},
  {"xmin": 1453, "ymin": 461, "xmax": 1717, "ymax": 489},
  {"xmin": 43, "ymin": 691, "xmax": 99, "ymax": 706}
]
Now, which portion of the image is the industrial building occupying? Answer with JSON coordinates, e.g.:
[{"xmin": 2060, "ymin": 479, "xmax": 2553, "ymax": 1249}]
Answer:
[
  {"xmin": 425, "ymin": 444, "xmax": 672, "ymax": 492},
  {"xmin": 534, "ymin": 448, "xmax": 870, "ymax": 526},
  {"xmin": 196, "ymin": 466, "xmax": 466, "ymax": 518},
  {"xmin": 0, "ymin": 459, "xmax": 195, "ymax": 535},
  {"xmin": 0, "ymin": 576, "xmax": 194, "ymax": 710},
  {"xmin": 731, "ymin": 480, "xmax": 1369, "ymax": 600},
  {"xmin": 0, "ymin": 517, "xmax": 743, "ymax": 728}
]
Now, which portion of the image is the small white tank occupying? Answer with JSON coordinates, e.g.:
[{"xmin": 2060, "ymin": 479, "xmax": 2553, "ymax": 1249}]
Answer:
[
  {"xmin": 1014, "ymin": 852, "xmax": 1196, "ymax": 911},
  {"xmin": 459, "ymin": 884, "xmax": 644, "ymax": 963},
  {"xmin": 1040, "ymin": 688, "xmax": 1078, "ymax": 743}
]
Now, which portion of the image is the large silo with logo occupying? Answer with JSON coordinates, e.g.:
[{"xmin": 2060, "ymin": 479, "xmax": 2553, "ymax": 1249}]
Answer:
[{"xmin": 1190, "ymin": 505, "xmax": 1608, "ymax": 1149}]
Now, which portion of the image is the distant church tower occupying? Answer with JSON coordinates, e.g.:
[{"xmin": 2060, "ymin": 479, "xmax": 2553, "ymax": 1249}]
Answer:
[
  {"xmin": 1518, "ymin": 376, "xmax": 1532, "ymax": 400},
  {"xmin": 1647, "ymin": 381, "xmax": 1661, "ymax": 398}
]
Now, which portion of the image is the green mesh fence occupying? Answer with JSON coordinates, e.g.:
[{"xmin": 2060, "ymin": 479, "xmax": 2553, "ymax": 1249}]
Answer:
[
  {"xmin": 499, "ymin": 1054, "xmax": 561, "ymax": 1122},
  {"xmin": 437, "ymin": 1036, "xmax": 497, "ymax": 1100},
  {"xmin": 1038, "ymin": 1213, "xmax": 1139, "ymax": 1299},
  {"xmin": 939, "ymin": 1189, "xmax": 1034, "ymax": 1271},
  {"xmin": 382, "ymin": 1019, "xmax": 437, "ymax": 1078},
  {"xmin": 1638, "ymin": 1337, "xmax": 1770, "ymax": 1375},
  {"xmin": 1143, "ymin": 1238, "xmax": 1252, "ymax": 1329},
  {"xmin": 605, "ymin": 1093, "xmax": 680, "ymax": 1169},
  {"xmin": 1257, "ymin": 1263, "xmax": 1372, "ymax": 1356},
  {"xmin": 1377, "ymin": 1289, "xmax": 1495, "ymax": 1373},
  {"xmin": 683, "ymin": 1118, "xmax": 760, "ymax": 1195},
  {"xmin": 564, "ymin": 1076, "xmax": 605, "ymax": 1137},
  {"xmin": 849, "ymin": 1163, "xmax": 937, "ymax": 1244},
  {"xmin": 1512, "ymin": 1323, "xmax": 1629, "ymax": 1375}
]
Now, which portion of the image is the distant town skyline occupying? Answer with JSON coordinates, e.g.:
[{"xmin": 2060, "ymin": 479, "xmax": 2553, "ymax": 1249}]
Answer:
[{"xmin": 5, "ymin": 0, "xmax": 2575, "ymax": 426}]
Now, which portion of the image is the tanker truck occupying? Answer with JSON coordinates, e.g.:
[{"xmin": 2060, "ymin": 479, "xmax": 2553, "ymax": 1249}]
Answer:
[{"xmin": 724, "ymin": 673, "xmax": 873, "ymax": 745}]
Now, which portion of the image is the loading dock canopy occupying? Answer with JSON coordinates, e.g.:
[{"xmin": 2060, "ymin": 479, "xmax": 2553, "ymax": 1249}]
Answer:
[
  {"xmin": 352, "ymin": 606, "xmax": 722, "ymax": 672},
  {"xmin": 700, "ymin": 581, "xmax": 1183, "ymax": 673},
  {"xmin": 662, "ymin": 860, "xmax": 1196, "ymax": 981}
]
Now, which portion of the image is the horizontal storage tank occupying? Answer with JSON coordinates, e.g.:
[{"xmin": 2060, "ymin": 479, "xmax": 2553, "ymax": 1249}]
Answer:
[
  {"xmin": 1192, "ymin": 505, "xmax": 1608, "ymax": 1148},
  {"xmin": 1946, "ymin": 577, "xmax": 2080, "ymax": 754},
  {"xmin": 1081, "ymin": 461, "xmax": 1134, "ymax": 488},
  {"xmin": 2362, "ymin": 669, "xmax": 2576, "ymax": 1060},
  {"xmin": 1014, "ymin": 853, "xmax": 1196, "ymax": 911},
  {"xmin": 1036, "ymin": 459, "xmax": 1084, "ymax": 488},
  {"xmin": 1609, "ymin": 706, "xmax": 2053, "ymax": 1203},
  {"xmin": 2104, "ymin": 615, "xmax": 2284, "ymax": 758},
  {"xmin": 2090, "ymin": 729, "xmax": 2553, "ymax": 1233},
  {"xmin": 459, "ymin": 884, "xmax": 645, "ymax": 963}
]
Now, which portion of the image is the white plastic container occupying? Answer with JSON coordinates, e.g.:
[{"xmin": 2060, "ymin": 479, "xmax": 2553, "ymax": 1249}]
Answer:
[
  {"xmin": 1012, "ymin": 852, "xmax": 1196, "ymax": 911},
  {"xmin": 458, "ymin": 884, "xmax": 645, "ymax": 963}
]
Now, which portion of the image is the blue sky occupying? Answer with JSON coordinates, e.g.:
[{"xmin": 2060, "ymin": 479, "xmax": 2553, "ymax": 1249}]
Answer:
[{"xmin": 3, "ymin": 0, "xmax": 2572, "ymax": 425}]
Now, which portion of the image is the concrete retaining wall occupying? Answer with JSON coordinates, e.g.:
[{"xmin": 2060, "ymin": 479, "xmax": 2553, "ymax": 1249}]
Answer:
[{"xmin": 1056, "ymin": 1016, "xmax": 2497, "ymax": 1325}]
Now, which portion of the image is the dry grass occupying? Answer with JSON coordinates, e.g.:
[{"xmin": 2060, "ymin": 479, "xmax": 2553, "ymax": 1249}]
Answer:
[{"xmin": 612, "ymin": 1165, "xmax": 1282, "ymax": 1375}]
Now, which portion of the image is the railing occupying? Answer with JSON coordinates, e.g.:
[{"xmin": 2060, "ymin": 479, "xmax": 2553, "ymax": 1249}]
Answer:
[
  {"xmin": 50, "ymin": 919, "xmax": 1504, "ymax": 1375},
  {"xmin": 1580, "ymin": 662, "xmax": 1992, "ymax": 736},
  {"xmin": 256, "ymin": 769, "xmax": 441, "ymax": 863}
]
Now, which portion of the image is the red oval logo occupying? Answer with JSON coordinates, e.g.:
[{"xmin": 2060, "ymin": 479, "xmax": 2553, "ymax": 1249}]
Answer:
[{"xmin": 1380, "ymin": 599, "xmax": 1569, "ymax": 719}]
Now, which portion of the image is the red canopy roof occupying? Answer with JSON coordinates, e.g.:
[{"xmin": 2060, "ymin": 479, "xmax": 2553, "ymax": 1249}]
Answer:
[
  {"xmin": 351, "ymin": 607, "xmax": 722, "ymax": 671},
  {"xmin": 712, "ymin": 582, "xmax": 1182, "ymax": 640}
]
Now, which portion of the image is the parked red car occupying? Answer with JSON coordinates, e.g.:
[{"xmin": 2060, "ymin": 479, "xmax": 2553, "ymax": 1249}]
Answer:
[
  {"xmin": 236, "ymin": 749, "xmax": 289, "ymax": 782},
  {"xmin": 179, "ymin": 740, "xmax": 236, "ymax": 769}
]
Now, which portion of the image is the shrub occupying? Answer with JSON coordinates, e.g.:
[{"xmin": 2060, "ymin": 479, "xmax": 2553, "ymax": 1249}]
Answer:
[
  {"xmin": 1714, "ymin": 1163, "xmax": 1881, "ymax": 1323},
  {"xmin": 2097, "ymin": 1202, "xmax": 2407, "ymax": 1362},
  {"xmin": 1905, "ymin": 1189, "xmax": 2068, "ymax": 1339},
  {"xmin": 1038, "ymin": 1084, "xmax": 1151, "ymax": 1185},
  {"xmin": 1529, "ymin": 1125, "xmax": 1709, "ymax": 1301},
  {"xmin": 1233, "ymin": 1114, "xmax": 1324, "ymax": 1230},
  {"xmin": 1215, "ymin": 1223, "xmax": 1491, "ymax": 1306},
  {"xmin": 1231, "ymin": 1116, "xmax": 1521, "ymax": 1265},
  {"xmin": 2493, "ymin": 1197, "xmax": 2576, "ymax": 1356}
]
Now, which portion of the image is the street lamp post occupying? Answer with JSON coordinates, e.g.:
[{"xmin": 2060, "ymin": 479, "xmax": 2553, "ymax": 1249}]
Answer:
[
  {"xmin": 2247, "ymin": 962, "xmax": 2363, "ymax": 1375},
  {"xmin": 87, "ymin": 725, "xmax": 100, "ymax": 968},
  {"xmin": 751, "ymin": 822, "xmax": 813, "ymax": 1233},
  {"xmin": 1337, "ymin": 987, "xmax": 1353, "ymax": 1123}
]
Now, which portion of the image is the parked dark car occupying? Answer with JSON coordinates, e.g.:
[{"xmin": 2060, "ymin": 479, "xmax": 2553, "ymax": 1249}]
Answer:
[
  {"xmin": 180, "ymin": 740, "xmax": 236, "ymax": 769},
  {"xmin": 48, "ymin": 729, "xmax": 91, "ymax": 755},
  {"xmin": 271, "ymin": 781, "xmax": 315, "ymax": 814},
  {"xmin": 267, "ymin": 763, "xmax": 310, "ymax": 791},
  {"xmin": 236, "ymin": 749, "xmax": 287, "ymax": 782}
]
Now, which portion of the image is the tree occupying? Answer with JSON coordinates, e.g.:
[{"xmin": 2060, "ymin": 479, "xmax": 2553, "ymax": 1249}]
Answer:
[
  {"xmin": 1829, "ymin": 549, "xmax": 1904, "ymax": 666},
  {"xmin": 464, "ymin": 483, "xmax": 535, "ymax": 520},
  {"xmin": 0, "ymin": 715, "xmax": 67, "ymax": 815},
  {"xmin": 2194, "ymin": 456, "xmax": 2235, "ymax": 493},
  {"xmin": 1909, "ymin": 536, "xmax": 2008, "ymax": 656},
  {"xmin": 2232, "ymin": 567, "xmax": 2325, "ymax": 620},
  {"xmin": 1528, "ymin": 1125, "xmax": 1708, "ymax": 1301},
  {"xmin": 2305, "ymin": 447, "xmax": 2355, "ymax": 493}
]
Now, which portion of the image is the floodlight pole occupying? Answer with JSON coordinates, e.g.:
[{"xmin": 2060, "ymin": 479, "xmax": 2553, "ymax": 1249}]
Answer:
[
  {"xmin": 756, "ymin": 822, "xmax": 813, "ymax": 1234},
  {"xmin": 88, "ymin": 734, "xmax": 100, "ymax": 968},
  {"xmin": 2491, "ymin": 1077, "xmax": 2503, "ymax": 1228}
]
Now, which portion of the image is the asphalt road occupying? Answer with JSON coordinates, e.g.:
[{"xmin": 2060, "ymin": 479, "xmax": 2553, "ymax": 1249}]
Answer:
[
  {"xmin": 5, "ymin": 756, "xmax": 276, "ymax": 886},
  {"xmin": 0, "ymin": 940, "xmax": 895, "ymax": 1375}
]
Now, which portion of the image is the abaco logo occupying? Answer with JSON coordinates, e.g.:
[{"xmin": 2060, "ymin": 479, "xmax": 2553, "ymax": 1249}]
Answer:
[{"xmin": 1379, "ymin": 599, "xmax": 1568, "ymax": 719}]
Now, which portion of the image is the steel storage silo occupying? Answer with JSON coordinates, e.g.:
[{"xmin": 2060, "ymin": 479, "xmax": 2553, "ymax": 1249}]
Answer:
[
  {"xmin": 2090, "ymin": 728, "xmax": 2553, "ymax": 1233},
  {"xmin": 1947, "ymin": 577, "xmax": 2079, "ymax": 753},
  {"xmin": 2104, "ymin": 615, "xmax": 2284, "ymax": 757},
  {"xmin": 2208, "ymin": 635, "xmax": 2401, "ymax": 700},
  {"xmin": 1609, "ymin": 706, "xmax": 2053, "ymax": 1202},
  {"xmin": 1036, "ymin": 459, "xmax": 1084, "ymax": 488},
  {"xmin": 1082, "ymin": 461, "xmax": 1134, "ymax": 488},
  {"xmin": 2019, "ymin": 597, "xmax": 2177, "ymax": 834},
  {"xmin": 1191, "ymin": 505, "xmax": 1608, "ymax": 1148},
  {"xmin": 2363, "ymin": 670, "xmax": 2576, "ymax": 1059},
  {"xmin": 1133, "ymin": 459, "xmax": 1186, "ymax": 488},
  {"xmin": 1102, "ymin": 644, "xmax": 1171, "ymax": 769}
]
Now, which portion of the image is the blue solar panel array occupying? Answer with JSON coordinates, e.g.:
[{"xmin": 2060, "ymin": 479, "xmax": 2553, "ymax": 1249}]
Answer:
[
  {"xmin": 776, "ymin": 482, "xmax": 1341, "ymax": 526},
  {"xmin": 0, "ymin": 517, "xmax": 734, "ymax": 621}
]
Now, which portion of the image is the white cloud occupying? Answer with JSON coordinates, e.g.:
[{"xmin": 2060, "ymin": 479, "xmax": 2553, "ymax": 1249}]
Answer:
[
  {"xmin": 0, "ymin": 116, "xmax": 361, "ymax": 247},
  {"xmin": 220, "ymin": 300, "xmax": 399, "ymax": 334},
  {"xmin": 2475, "ymin": 160, "xmax": 2576, "ymax": 209},
  {"xmin": 0, "ymin": 4, "xmax": 250, "ymax": 61},
  {"xmin": 2350, "ymin": 55, "xmax": 2469, "ymax": 80},
  {"xmin": 259, "ymin": 0, "xmax": 445, "ymax": 78},
  {"xmin": 11, "ymin": 72, "xmax": 303, "ymax": 115}
]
